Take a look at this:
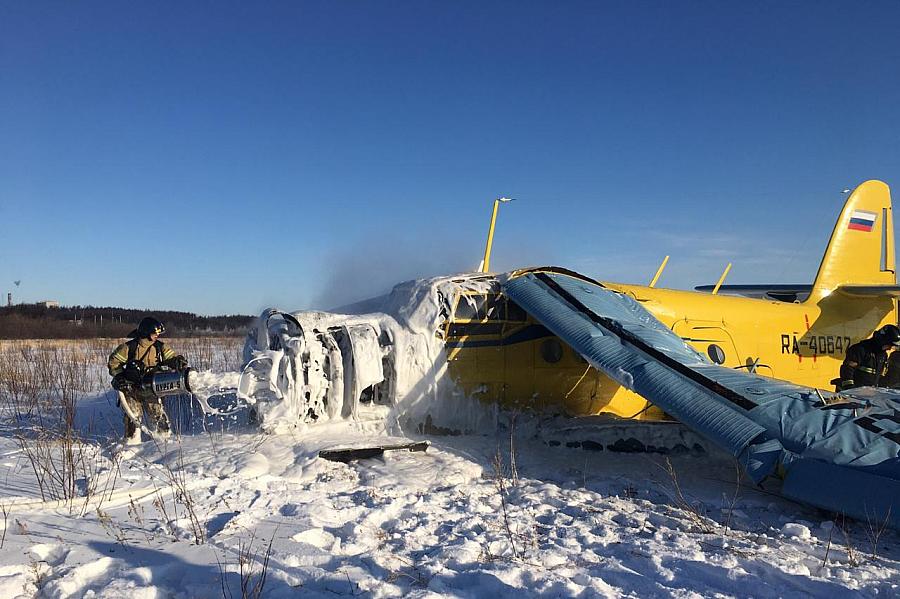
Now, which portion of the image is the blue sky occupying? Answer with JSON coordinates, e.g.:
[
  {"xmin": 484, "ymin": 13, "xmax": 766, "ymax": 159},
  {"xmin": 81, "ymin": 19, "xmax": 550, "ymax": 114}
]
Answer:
[{"xmin": 2, "ymin": 1, "xmax": 900, "ymax": 315}]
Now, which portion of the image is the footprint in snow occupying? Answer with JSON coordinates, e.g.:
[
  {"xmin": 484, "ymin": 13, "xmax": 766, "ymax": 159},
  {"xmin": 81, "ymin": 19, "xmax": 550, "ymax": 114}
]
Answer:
[{"xmin": 206, "ymin": 511, "xmax": 240, "ymax": 539}]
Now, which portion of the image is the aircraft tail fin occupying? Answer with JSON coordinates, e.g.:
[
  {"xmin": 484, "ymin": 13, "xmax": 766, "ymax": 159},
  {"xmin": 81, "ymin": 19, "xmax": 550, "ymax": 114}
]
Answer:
[{"xmin": 807, "ymin": 180, "xmax": 896, "ymax": 303}]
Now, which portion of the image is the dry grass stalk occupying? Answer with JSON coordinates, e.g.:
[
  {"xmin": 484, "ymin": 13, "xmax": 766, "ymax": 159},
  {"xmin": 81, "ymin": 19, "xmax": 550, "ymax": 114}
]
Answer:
[
  {"xmin": 839, "ymin": 515, "xmax": 861, "ymax": 567},
  {"xmin": 492, "ymin": 449, "xmax": 520, "ymax": 560},
  {"xmin": 822, "ymin": 519, "xmax": 836, "ymax": 568},
  {"xmin": 722, "ymin": 459, "xmax": 743, "ymax": 534},
  {"xmin": 141, "ymin": 441, "xmax": 206, "ymax": 545},
  {"xmin": 864, "ymin": 505, "xmax": 892, "ymax": 561},
  {"xmin": 163, "ymin": 445, "xmax": 206, "ymax": 545},
  {"xmin": 661, "ymin": 457, "xmax": 715, "ymax": 534},
  {"xmin": 239, "ymin": 534, "xmax": 273, "ymax": 599},
  {"xmin": 0, "ymin": 503, "xmax": 8, "ymax": 549},
  {"xmin": 218, "ymin": 531, "xmax": 275, "ymax": 599}
]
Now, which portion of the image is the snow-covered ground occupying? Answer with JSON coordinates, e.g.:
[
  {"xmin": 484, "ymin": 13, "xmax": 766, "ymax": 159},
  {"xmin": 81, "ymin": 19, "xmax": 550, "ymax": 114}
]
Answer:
[{"xmin": 1, "ymin": 383, "xmax": 899, "ymax": 598}]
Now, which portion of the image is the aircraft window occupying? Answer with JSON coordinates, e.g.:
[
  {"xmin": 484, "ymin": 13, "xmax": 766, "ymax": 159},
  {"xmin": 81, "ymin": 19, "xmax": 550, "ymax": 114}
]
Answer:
[
  {"xmin": 506, "ymin": 300, "xmax": 528, "ymax": 322},
  {"xmin": 707, "ymin": 344, "xmax": 726, "ymax": 364},
  {"xmin": 485, "ymin": 295, "xmax": 504, "ymax": 321},
  {"xmin": 540, "ymin": 339, "xmax": 564, "ymax": 363},
  {"xmin": 454, "ymin": 294, "xmax": 487, "ymax": 320}
]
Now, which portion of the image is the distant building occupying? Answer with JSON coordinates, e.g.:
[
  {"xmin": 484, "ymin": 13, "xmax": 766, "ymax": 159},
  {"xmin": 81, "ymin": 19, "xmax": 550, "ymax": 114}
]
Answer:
[{"xmin": 38, "ymin": 300, "xmax": 60, "ymax": 308}]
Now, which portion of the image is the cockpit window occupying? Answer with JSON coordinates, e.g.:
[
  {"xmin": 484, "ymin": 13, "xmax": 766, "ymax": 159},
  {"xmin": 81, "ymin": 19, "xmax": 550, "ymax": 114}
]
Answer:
[
  {"xmin": 485, "ymin": 295, "xmax": 504, "ymax": 321},
  {"xmin": 454, "ymin": 294, "xmax": 529, "ymax": 322},
  {"xmin": 454, "ymin": 294, "xmax": 486, "ymax": 320},
  {"xmin": 506, "ymin": 299, "xmax": 528, "ymax": 322}
]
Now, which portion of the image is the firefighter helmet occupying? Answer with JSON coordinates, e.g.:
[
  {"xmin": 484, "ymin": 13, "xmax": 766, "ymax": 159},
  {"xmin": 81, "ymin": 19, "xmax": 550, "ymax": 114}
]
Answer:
[
  {"xmin": 875, "ymin": 324, "xmax": 900, "ymax": 347},
  {"xmin": 128, "ymin": 317, "xmax": 166, "ymax": 339}
]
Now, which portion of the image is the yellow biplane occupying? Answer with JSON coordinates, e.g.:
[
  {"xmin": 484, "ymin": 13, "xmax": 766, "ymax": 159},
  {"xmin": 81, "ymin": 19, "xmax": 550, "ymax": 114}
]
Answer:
[{"xmin": 241, "ymin": 180, "xmax": 900, "ymax": 527}]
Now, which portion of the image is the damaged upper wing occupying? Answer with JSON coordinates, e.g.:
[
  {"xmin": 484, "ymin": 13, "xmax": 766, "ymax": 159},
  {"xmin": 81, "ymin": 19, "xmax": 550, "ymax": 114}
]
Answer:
[{"xmin": 504, "ymin": 269, "xmax": 900, "ymax": 530}]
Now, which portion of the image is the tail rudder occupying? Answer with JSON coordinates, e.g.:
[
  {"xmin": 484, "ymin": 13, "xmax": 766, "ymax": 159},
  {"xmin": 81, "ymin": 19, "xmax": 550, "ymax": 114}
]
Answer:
[{"xmin": 807, "ymin": 180, "xmax": 895, "ymax": 303}]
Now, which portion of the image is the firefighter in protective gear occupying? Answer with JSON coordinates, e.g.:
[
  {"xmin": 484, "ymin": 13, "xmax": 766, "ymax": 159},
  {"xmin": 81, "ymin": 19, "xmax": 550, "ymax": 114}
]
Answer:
[
  {"xmin": 837, "ymin": 324, "xmax": 900, "ymax": 390},
  {"xmin": 108, "ymin": 317, "xmax": 188, "ymax": 443}
]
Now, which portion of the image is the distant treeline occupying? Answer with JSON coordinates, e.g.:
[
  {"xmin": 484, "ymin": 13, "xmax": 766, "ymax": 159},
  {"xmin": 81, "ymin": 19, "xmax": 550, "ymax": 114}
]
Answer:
[{"xmin": 0, "ymin": 304, "xmax": 254, "ymax": 339}]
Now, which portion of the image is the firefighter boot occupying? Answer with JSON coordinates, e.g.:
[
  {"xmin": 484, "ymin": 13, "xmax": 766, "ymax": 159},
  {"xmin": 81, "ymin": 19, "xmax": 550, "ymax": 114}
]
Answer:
[{"xmin": 146, "ymin": 399, "xmax": 171, "ymax": 439}]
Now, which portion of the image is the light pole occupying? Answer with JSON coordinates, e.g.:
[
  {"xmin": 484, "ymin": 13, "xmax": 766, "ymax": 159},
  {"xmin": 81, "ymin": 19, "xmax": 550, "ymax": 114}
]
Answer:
[{"xmin": 480, "ymin": 197, "xmax": 514, "ymax": 273}]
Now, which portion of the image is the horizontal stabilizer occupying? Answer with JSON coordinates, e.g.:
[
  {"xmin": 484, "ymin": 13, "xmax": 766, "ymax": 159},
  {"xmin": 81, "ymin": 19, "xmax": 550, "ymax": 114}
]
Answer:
[
  {"xmin": 505, "ymin": 270, "xmax": 900, "ymax": 529},
  {"xmin": 835, "ymin": 285, "xmax": 900, "ymax": 298}
]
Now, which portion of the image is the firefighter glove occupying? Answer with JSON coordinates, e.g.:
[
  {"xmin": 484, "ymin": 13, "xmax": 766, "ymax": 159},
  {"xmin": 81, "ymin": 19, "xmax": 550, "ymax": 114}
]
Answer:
[
  {"xmin": 112, "ymin": 374, "xmax": 134, "ymax": 392},
  {"xmin": 167, "ymin": 355, "xmax": 189, "ymax": 371}
]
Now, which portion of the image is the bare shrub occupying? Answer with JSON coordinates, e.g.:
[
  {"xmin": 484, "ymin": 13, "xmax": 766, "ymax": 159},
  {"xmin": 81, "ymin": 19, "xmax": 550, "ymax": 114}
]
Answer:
[
  {"xmin": 492, "ymin": 448, "xmax": 521, "ymax": 560},
  {"xmin": 660, "ymin": 457, "xmax": 716, "ymax": 534},
  {"xmin": 490, "ymin": 447, "xmax": 537, "ymax": 562},
  {"xmin": 239, "ymin": 534, "xmax": 273, "ymax": 599},
  {"xmin": 722, "ymin": 459, "xmax": 743, "ymax": 534},
  {"xmin": 1, "ymin": 343, "xmax": 107, "ymax": 511},
  {"xmin": 0, "ymin": 345, "xmax": 43, "ymax": 417},
  {"xmin": 864, "ymin": 505, "xmax": 892, "ymax": 561},
  {"xmin": 218, "ymin": 532, "xmax": 275, "ymax": 599},
  {"xmin": 96, "ymin": 507, "xmax": 129, "ymax": 547},
  {"xmin": 144, "ymin": 442, "xmax": 206, "ymax": 545}
]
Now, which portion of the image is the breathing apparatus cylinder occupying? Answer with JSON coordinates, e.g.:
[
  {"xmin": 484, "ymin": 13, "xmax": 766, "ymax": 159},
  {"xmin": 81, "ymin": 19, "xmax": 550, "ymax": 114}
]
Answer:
[{"xmin": 140, "ymin": 367, "xmax": 194, "ymax": 398}]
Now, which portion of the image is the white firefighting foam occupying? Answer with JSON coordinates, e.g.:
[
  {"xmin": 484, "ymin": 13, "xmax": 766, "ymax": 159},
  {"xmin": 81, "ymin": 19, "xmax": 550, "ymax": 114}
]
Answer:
[
  {"xmin": 185, "ymin": 370, "xmax": 242, "ymax": 415},
  {"xmin": 239, "ymin": 273, "xmax": 504, "ymax": 434}
]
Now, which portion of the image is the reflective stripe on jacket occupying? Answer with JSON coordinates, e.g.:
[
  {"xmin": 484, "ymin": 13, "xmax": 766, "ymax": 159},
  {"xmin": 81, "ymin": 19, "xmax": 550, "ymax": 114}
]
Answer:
[{"xmin": 108, "ymin": 338, "xmax": 178, "ymax": 376}]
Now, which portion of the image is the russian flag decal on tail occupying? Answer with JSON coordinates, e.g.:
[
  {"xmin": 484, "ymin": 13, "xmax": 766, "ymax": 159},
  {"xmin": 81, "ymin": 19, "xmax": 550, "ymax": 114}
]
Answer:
[{"xmin": 848, "ymin": 209, "xmax": 877, "ymax": 232}]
